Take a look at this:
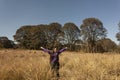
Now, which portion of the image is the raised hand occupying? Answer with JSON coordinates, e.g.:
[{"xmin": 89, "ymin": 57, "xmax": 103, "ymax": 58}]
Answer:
[
  {"xmin": 65, "ymin": 47, "xmax": 68, "ymax": 49},
  {"xmin": 40, "ymin": 47, "xmax": 44, "ymax": 49}
]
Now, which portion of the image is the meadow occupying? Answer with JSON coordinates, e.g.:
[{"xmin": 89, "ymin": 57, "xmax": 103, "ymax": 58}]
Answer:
[{"xmin": 0, "ymin": 50, "xmax": 120, "ymax": 80}]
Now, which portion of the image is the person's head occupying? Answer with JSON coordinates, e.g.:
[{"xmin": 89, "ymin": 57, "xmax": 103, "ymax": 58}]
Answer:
[{"xmin": 53, "ymin": 48, "xmax": 57, "ymax": 53}]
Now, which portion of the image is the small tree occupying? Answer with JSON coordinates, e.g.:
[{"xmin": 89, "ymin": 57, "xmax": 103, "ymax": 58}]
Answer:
[
  {"xmin": 96, "ymin": 38, "xmax": 117, "ymax": 52},
  {"xmin": 0, "ymin": 37, "xmax": 14, "ymax": 48}
]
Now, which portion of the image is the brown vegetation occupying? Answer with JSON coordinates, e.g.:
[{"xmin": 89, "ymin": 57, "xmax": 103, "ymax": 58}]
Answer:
[{"xmin": 0, "ymin": 50, "xmax": 120, "ymax": 80}]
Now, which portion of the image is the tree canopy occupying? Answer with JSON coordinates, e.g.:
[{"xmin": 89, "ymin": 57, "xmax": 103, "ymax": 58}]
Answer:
[
  {"xmin": 80, "ymin": 18, "xmax": 107, "ymax": 52},
  {"xmin": 63, "ymin": 22, "xmax": 80, "ymax": 50},
  {"xmin": 3, "ymin": 17, "xmax": 116, "ymax": 53}
]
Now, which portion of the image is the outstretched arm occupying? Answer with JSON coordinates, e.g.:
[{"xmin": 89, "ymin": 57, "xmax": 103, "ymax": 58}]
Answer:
[
  {"xmin": 40, "ymin": 47, "xmax": 51, "ymax": 53},
  {"xmin": 58, "ymin": 47, "xmax": 67, "ymax": 54}
]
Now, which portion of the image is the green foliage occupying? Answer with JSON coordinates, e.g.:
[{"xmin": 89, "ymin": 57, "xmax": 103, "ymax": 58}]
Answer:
[
  {"xmin": 63, "ymin": 22, "xmax": 81, "ymax": 51},
  {"xmin": 80, "ymin": 18, "xmax": 107, "ymax": 52},
  {"xmin": 96, "ymin": 38, "xmax": 117, "ymax": 52},
  {"xmin": 47, "ymin": 23, "xmax": 63, "ymax": 49},
  {"xmin": 14, "ymin": 23, "xmax": 63, "ymax": 49},
  {"xmin": 0, "ymin": 37, "xmax": 14, "ymax": 48},
  {"xmin": 13, "ymin": 18, "xmax": 119, "ymax": 53},
  {"xmin": 80, "ymin": 18, "xmax": 107, "ymax": 41}
]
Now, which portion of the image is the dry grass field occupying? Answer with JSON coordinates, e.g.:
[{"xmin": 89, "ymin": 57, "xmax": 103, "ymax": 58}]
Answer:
[{"xmin": 0, "ymin": 49, "xmax": 120, "ymax": 80}]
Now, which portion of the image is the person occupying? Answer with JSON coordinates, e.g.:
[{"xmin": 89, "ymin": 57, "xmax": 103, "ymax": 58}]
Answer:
[{"xmin": 40, "ymin": 47, "xmax": 67, "ymax": 78}]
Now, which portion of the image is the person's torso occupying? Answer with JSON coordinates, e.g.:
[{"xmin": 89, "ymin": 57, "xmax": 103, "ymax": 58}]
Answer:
[{"xmin": 49, "ymin": 52, "xmax": 59, "ymax": 63}]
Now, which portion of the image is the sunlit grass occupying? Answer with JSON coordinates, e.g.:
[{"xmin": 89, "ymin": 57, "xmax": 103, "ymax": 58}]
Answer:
[{"xmin": 0, "ymin": 50, "xmax": 120, "ymax": 80}]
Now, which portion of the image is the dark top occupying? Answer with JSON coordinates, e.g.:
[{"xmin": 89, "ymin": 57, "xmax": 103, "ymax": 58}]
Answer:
[{"xmin": 41, "ymin": 48, "xmax": 67, "ymax": 63}]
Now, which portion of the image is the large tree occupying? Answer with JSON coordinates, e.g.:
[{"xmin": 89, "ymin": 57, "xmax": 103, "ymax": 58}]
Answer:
[
  {"xmin": 14, "ymin": 26, "xmax": 35, "ymax": 49},
  {"xmin": 27, "ymin": 25, "xmax": 48, "ymax": 49},
  {"xmin": 80, "ymin": 18, "xmax": 107, "ymax": 52},
  {"xmin": 14, "ymin": 23, "xmax": 63, "ymax": 49},
  {"xmin": 14, "ymin": 25, "xmax": 49, "ymax": 49},
  {"xmin": 47, "ymin": 23, "xmax": 63, "ymax": 49},
  {"xmin": 63, "ymin": 22, "xmax": 80, "ymax": 50}
]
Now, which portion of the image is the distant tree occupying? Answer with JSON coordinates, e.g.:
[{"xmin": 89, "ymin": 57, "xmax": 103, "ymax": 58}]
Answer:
[
  {"xmin": 96, "ymin": 38, "xmax": 117, "ymax": 52},
  {"xmin": 63, "ymin": 22, "xmax": 80, "ymax": 50},
  {"xmin": 80, "ymin": 18, "xmax": 107, "ymax": 52},
  {"xmin": 116, "ymin": 22, "xmax": 120, "ymax": 45},
  {"xmin": 116, "ymin": 32, "xmax": 120, "ymax": 41},
  {"xmin": 0, "ymin": 37, "xmax": 14, "ymax": 48}
]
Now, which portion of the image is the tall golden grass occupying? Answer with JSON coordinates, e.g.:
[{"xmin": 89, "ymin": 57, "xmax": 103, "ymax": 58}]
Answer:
[{"xmin": 0, "ymin": 50, "xmax": 120, "ymax": 80}]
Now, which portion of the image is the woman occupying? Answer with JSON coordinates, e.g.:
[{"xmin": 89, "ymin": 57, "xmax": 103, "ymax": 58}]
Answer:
[{"xmin": 40, "ymin": 47, "xmax": 67, "ymax": 77}]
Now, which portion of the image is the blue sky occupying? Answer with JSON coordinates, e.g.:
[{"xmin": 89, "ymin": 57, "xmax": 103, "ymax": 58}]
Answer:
[{"xmin": 0, "ymin": 0, "xmax": 120, "ymax": 44}]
